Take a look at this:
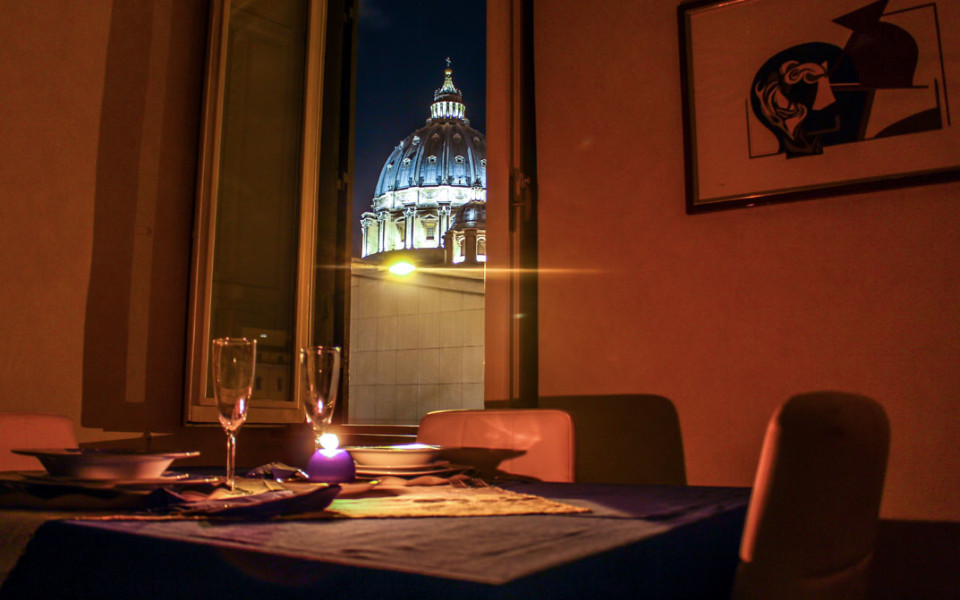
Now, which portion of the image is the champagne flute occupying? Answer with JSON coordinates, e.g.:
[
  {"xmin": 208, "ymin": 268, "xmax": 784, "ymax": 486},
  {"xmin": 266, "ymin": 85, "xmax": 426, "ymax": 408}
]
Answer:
[
  {"xmin": 299, "ymin": 346, "xmax": 341, "ymax": 449},
  {"xmin": 212, "ymin": 337, "xmax": 256, "ymax": 491}
]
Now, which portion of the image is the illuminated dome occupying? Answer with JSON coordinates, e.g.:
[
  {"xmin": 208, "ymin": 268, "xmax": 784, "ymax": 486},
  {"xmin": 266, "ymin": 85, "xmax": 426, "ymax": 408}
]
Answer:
[
  {"xmin": 443, "ymin": 200, "xmax": 486, "ymax": 265},
  {"xmin": 449, "ymin": 200, "xmax": 486, "ymax": 230},
  {"xmin": 361, "ymin": 63, "xmax": 486, "ymax": 265}
]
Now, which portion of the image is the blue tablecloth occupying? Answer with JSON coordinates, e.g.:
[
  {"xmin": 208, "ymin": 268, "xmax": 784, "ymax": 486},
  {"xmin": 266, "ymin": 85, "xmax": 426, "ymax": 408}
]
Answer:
[{"xmin": 0, "ymin": 482, "xmax": 749, "ymax": 599}]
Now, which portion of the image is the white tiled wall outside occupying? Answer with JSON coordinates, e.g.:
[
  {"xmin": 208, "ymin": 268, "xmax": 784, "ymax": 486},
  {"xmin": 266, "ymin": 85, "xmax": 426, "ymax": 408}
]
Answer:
[{"xmin": 348, "ymin": 264, "xmax": 484, "ymax": 425}]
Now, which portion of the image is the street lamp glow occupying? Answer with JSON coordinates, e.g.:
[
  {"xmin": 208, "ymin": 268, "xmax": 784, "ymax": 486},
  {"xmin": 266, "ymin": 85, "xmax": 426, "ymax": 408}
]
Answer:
[{"xmin": 388, "ymin": 261, "xmax": 416, "ymax": 276}]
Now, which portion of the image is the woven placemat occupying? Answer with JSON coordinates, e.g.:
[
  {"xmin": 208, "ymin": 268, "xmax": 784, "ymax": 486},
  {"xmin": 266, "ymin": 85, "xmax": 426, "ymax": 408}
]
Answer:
[{"xmin": 329, "ymin": 484, "xmax": 590, "ymax": 518}]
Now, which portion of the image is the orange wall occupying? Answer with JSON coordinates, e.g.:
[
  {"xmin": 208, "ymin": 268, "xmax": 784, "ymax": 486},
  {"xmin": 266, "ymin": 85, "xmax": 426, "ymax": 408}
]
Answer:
[
  {"xmin": 531, "ymin": 0, "xmax": 960, "ymax": 521},
  {"xmin": 0, "ymin": 1, "xmax": 111, "ymax": 438}
]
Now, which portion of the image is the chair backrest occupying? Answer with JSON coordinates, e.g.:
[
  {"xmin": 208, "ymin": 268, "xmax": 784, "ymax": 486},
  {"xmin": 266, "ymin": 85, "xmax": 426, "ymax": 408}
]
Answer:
[
  {"xmin": 417, "ymin": 409, "xmax": 575, "ymax": 482},
  {"xmin": 732, "ymin": 392, "xmax": 890, "ymax": 600},
  {"xmin": 539, "ymin": 394, "xmax": 686, "ymax": 485},
  {"xmin": 0, "ymin": 412, "xmax": 78, "ymax": 471}
]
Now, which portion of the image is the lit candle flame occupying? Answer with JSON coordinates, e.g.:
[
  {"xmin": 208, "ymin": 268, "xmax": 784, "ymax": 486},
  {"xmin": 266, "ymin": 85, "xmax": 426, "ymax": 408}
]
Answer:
[{"xmin": 319, "ymin": 432, "xmax": 340, "ymax": 457}]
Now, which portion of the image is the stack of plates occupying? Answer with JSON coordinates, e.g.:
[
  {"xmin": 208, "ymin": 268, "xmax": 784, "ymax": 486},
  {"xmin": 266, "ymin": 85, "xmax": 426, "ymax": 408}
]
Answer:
[{"xmin": 345, "ymin": 444, "xmax": 466, "ymax": 477}]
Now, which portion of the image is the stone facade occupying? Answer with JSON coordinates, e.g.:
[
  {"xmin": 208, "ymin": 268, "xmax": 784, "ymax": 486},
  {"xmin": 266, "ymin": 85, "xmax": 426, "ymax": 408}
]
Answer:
[{"xmin": 348, "ymin": 261, "xmax": 484, "ymax": 425}]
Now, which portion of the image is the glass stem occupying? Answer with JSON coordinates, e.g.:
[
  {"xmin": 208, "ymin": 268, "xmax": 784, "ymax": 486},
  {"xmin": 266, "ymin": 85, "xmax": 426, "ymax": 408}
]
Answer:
[{"xmin": 226, "ymin": 431, "xmax": 237, "ymax": 491}]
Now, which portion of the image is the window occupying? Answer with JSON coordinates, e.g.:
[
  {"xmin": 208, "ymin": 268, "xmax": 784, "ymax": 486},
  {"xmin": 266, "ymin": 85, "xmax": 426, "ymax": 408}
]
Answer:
[
  {"xmin": 188, "ymin": 0, "xmax": 492, "ymax": 434},
  {"xmin": 185, "ymin": 0, "xmax": 350, "ymax": 425}
]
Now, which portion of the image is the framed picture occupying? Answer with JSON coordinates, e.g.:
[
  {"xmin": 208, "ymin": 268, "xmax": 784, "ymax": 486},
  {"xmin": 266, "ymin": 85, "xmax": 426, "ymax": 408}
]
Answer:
[{"xmin": 678, "ymin": 0, "xmax": 960, "ymax": 213}]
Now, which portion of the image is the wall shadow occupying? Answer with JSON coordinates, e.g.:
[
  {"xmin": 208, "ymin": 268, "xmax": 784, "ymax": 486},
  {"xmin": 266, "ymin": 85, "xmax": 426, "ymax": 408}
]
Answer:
[
  {"xmin": 539, "ymin": 394, "xmax": 687, "ymax": 485},
  {"xmin": 81, "ymin": 0, "xmax": 207, "ymax": 433}
]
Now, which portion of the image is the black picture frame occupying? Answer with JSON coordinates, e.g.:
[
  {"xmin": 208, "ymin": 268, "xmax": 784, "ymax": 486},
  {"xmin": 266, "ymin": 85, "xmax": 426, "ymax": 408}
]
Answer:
[{"xmin": 678, "ymin": 0, "xmax": 960, "ymax": 214}]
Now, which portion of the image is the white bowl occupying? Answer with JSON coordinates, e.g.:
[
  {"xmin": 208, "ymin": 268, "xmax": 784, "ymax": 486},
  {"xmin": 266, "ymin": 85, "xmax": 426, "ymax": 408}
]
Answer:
[
  {"xmin": 11, "ymin": 448, "xmax": 199, "ymax": 480},
  {"xmin": 345, "ymin": 444, "xmax": 441, "ymax": 468}
]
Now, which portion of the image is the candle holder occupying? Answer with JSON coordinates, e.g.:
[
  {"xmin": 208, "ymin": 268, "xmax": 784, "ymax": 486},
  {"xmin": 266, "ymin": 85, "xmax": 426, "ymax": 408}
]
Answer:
[{"xmin": 305, "ymin": 433, "xmax": 356, "ymax": 484}]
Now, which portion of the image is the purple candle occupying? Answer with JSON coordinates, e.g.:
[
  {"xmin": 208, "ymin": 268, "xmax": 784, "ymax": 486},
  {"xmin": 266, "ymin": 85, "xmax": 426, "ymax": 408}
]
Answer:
[{"xmin": 305, "ymin": 434, "xmax": 356, "ymax": 484}]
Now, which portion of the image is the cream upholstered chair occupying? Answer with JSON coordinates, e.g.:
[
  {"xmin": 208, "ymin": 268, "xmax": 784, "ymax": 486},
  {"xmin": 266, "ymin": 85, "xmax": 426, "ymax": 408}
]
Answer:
[
  {"xmin": 732, "ymin": 392, "xmax": 890, "ymax": 600},
  {"xmin": 0, "ymin": 412, "xmax": 78, "ymax": 471},
  {"xmin": 416, "ymin": 409, "xmax": 575, "ymax": 482}
]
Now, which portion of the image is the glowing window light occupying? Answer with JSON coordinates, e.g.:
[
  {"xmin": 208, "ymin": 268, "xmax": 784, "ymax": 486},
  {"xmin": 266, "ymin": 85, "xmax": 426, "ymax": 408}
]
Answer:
[{"xmin": 388, "ymin": 261, "xmax": 416, "ymax": 276}]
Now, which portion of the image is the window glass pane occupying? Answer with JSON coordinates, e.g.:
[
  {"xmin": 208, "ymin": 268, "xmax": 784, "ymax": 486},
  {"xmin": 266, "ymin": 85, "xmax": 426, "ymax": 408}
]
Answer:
[{"xmin": 208, "ymin": 0, "xmax": 309, "ymax": 403}]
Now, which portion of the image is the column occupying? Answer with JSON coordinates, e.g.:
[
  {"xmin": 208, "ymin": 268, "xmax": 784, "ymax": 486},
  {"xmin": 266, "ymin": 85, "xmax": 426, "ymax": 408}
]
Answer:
[
  {"xmin": 377, "ymin": 212, "xmax": 387, "ymax": 253},
  {"xmin": 404, "ymin": 207, "xmax": 416, "ymax": 249}
]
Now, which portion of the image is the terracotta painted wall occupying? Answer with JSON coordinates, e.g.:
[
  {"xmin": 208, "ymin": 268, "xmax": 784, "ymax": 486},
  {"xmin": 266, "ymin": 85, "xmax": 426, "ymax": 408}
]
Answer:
[
  {"xmin": 0, "ymin": 1, "xmax": 112, "ymax": 440},
  {"xmin": 531, "ymin": 0, "xmax": 959, "ymax": 521}
]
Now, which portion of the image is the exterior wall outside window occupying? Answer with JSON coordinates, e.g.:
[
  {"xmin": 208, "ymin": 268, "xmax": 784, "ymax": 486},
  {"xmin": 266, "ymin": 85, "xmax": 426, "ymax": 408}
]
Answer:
[{"xmin": 348, "ymin": 261, "xmax": 484, "ymax": 425}]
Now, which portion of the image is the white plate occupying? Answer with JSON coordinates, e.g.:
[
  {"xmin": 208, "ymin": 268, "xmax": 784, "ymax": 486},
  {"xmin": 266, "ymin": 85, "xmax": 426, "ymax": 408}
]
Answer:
[
  {"xmin": 346, "ymin": 444, "xmax": 441, "ymax": 468},
  {"xmin": 12, "ymin": 470, "xmax": 219, "ymax": 488},
  {"xmin": 352, "ymin": 459, "xmax": 449, "ymax": 471},
  {"xmin": 11, "ymin": 448, "xmax": 200, "ymax": 480},
  {"xmin": 354, "ymin": 462, "xmax": 468, "ymax": 477}
]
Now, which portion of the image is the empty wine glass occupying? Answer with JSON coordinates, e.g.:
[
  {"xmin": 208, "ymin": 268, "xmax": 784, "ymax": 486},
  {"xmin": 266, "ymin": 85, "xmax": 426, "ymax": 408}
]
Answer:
[
  {"xmin": 211, "ymin": 337, "xmax": 256, "ymax": 491},
  {"xmin": 299, "ymin": 346, "xmax": 341, "ymax": 449}
]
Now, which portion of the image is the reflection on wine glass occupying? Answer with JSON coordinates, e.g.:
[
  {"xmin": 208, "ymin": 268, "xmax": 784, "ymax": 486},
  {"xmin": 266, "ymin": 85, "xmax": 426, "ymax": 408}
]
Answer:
[
  {"xmin": 211, "ymin": 337, "xmax": 256, "ymax": 491},
  {"xmin": 299, "ymin": 346, "xmax": 341, "ymax": 449}
]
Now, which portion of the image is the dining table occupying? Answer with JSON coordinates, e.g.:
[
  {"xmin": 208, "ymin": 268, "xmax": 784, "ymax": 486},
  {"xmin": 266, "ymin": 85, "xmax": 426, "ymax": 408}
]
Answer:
[{"xmin": 0, "ymin": 475, "xmax": 750, "ymax": 599}]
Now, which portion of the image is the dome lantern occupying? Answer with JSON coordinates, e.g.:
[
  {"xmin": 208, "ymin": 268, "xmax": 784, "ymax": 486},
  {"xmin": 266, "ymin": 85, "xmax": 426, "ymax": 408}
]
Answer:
[{"xmin": 430, "ymin": 59, "xmax": 467, "ymax": 122}]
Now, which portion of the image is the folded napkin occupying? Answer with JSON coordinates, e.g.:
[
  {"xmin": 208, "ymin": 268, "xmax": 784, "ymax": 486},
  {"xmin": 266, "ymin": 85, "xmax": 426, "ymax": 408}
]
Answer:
[
  {"xmin": 81, "ymin": 482, "xmax": 340, "ymax": 521},
  {"xmin": 245, "ymin": 462, "xmax": 308, "ymax": 481},
  {"xmin": 121, "ymin": 462, "xmax": 334, "ymax": 519},
  {"xmin": 167, "ymin": 485, "xmax": 340, "ymax": 519}
]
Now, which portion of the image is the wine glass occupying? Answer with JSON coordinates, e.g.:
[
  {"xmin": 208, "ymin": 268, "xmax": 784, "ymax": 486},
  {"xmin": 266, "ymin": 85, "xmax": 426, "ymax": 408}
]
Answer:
[
  {"xmin": 211, "ymin": 337, "xmax": 256, "ymax": 491},
  {"xmin": 299, "ymin": 346, "xmax": 341, "ymax": 449}
]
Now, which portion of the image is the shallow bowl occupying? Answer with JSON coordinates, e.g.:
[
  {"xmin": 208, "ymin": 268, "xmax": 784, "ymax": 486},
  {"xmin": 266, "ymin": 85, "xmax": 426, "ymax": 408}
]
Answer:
[
  {"xmin": 345, "ymin": 444, "xmax": 441, "ymax": 468},
  {"xmin": 11, "ymin": 448, "xmax": 199, "ymax": 480}
]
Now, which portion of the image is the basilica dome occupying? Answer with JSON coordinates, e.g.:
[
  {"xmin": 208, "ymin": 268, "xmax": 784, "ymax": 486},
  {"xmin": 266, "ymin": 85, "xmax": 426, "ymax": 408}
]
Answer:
[
  {"xmin": 373, "ymin": 116, "xmax": 486, "ymax": 197},
  {"xmin": 360, "ymin": 64, "xmax": 486, "ymax": 265}
]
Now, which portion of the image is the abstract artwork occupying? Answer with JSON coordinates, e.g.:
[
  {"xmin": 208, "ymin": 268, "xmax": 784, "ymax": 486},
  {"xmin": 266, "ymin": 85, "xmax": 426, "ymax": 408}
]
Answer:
[{"xmin": 679, "ymin": 0, "xmax": 960, "ymax": 212}]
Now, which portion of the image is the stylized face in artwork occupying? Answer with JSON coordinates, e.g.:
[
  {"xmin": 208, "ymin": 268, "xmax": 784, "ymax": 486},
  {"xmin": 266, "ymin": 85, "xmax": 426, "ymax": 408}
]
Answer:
[
  {"xmin": 753, "ymin": 60, "xmax": 835, "ymax": 153},
  {"xmin": 750, "ymin": 43, "xmax": 858, "ymax": 158}
]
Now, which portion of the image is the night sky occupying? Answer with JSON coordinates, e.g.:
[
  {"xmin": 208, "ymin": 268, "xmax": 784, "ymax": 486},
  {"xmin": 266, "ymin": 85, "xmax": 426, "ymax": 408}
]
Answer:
[{"xmin": 352, "ymin": 0, "xmax": 486, "ymax": 256}]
